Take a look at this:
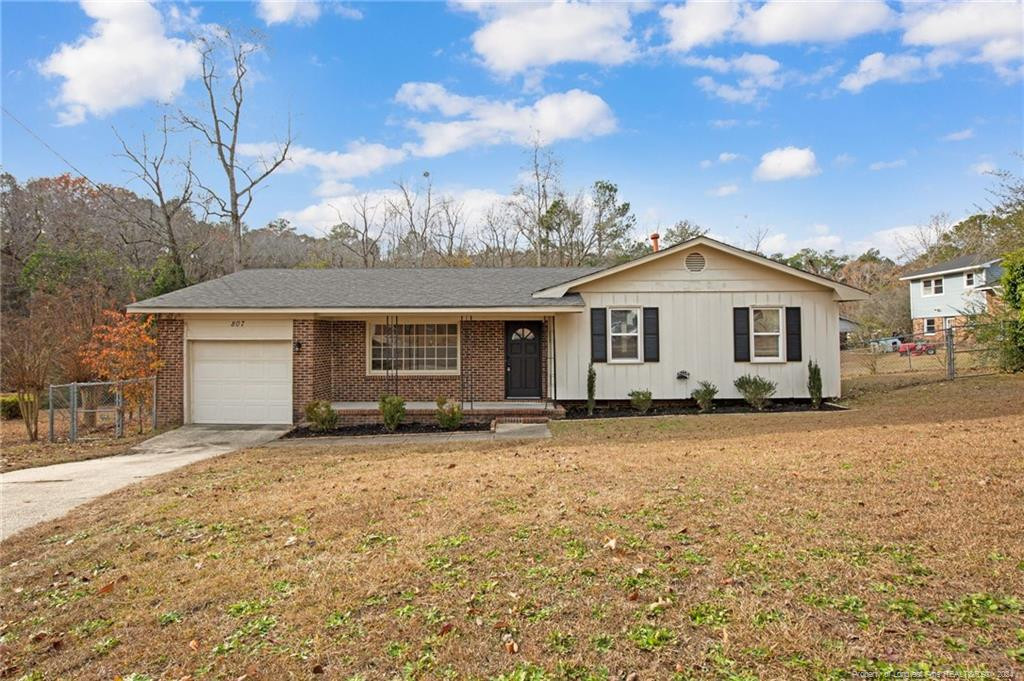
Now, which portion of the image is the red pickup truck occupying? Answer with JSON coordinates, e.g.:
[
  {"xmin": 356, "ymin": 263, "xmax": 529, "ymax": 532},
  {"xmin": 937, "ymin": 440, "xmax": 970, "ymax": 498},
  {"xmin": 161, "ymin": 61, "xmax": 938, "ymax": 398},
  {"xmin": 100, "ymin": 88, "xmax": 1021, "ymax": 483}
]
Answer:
[{"xmin": 898, "ymin": 341, "xmax": 937, "ymax": 356}]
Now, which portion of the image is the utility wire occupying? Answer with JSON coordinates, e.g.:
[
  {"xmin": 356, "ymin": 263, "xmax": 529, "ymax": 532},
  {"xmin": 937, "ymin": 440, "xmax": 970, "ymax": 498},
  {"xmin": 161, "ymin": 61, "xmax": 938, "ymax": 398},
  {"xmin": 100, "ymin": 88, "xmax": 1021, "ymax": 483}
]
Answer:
[{"xmin": 2, "ymin": 106, "xmax": 162, "ymax": 226}]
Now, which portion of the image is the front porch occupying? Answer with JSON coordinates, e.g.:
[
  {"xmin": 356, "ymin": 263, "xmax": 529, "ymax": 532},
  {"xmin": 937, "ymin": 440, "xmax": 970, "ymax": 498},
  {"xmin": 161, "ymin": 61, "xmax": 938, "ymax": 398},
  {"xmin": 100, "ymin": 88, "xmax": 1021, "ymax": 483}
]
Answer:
[{"xmin": 330, "ymin": 400, "xmax": 564, "ymax": 426}]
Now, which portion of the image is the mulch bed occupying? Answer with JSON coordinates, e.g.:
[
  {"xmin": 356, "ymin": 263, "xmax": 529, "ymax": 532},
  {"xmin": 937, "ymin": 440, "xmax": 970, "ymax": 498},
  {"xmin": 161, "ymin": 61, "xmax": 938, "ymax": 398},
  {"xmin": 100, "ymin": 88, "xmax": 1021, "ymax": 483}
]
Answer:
[
  {"xmin": 284, "ymin": 421, "xmax": 493, "ymax": 438},
  {"xmin": 562, "ymin": 400, "xmax": 845, "ymax": 419}
]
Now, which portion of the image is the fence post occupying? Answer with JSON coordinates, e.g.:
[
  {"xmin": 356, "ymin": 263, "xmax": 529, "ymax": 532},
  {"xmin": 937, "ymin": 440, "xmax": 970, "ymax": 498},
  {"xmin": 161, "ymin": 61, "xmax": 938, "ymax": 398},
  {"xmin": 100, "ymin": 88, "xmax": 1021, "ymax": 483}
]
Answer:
[
  {"xmin": 69, "ymin": 382, "xmax": 78, "ymax": 443},
  {"xmin": 48, "ymin": 385, "xmax": 55, "ymax": 443},
  {"xmin": 115, "ymin": 381, "xmax": 124, "ymax": 438},
  {"xmin": 945, "ymin": 326, "xmax": 955, "ymax": 380},
  {"xmin": 151, "ymin": 376, "xmax": 157, "ymax": 433}
]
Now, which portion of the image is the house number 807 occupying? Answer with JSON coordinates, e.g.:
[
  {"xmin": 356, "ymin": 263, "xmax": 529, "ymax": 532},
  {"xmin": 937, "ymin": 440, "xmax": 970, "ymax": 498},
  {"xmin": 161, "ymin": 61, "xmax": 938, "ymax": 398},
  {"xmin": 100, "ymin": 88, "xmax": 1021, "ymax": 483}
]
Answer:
[{"xmin": 230, "ymin": 320, "xmax": 245, "ymax": 327}]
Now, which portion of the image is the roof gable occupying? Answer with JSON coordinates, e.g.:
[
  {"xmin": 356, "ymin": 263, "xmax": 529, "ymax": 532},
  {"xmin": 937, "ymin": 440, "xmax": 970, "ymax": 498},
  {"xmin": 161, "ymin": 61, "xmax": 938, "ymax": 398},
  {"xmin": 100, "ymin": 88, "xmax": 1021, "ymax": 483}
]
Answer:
[
  {"xmin": 899, "ymin": 254, "xmax": 1001, "ymax": 280},
  {"xmin": 532, "ymin": 236, "xmax": 869, "ymax": 301}
]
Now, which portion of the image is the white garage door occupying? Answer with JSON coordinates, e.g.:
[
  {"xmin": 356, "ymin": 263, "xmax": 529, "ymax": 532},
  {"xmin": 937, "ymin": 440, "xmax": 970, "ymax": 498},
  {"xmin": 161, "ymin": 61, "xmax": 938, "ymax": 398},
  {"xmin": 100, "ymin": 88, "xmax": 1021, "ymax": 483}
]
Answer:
[{"xmin": 191, "ymin": 341, "xmax": 292, "ymax": 424}]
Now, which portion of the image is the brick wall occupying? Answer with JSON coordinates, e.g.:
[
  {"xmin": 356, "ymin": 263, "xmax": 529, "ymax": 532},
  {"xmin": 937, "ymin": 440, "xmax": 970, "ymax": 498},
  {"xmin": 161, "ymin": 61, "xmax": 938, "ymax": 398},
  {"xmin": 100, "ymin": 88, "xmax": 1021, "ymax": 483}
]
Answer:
[
  {"xmin": 292, "ymin": 320, "xmax": 332, "ymax": 421},
  {"xmin": 326, "ymin": 319, "xmax": 548, "ymax": 403},
  {"xmin": 154, "ymin": 316, "xmax": 184, "ymax": 427}
]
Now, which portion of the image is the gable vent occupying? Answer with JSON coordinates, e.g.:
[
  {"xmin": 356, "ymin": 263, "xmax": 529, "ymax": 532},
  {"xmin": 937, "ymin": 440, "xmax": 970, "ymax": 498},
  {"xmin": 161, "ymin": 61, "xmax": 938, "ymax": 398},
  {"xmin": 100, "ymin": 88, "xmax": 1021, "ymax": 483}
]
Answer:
[{"xmin": 685, "ymin": 251, "xmax": 706, "ymax": 272}]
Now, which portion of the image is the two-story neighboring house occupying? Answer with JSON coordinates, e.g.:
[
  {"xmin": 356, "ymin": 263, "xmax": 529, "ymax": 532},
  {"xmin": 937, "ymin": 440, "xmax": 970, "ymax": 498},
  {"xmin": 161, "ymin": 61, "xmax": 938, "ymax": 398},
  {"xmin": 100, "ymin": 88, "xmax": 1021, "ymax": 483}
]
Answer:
[{"xmin": 900, "ymin": 254, "xmax": 1004, "ymax": 337}]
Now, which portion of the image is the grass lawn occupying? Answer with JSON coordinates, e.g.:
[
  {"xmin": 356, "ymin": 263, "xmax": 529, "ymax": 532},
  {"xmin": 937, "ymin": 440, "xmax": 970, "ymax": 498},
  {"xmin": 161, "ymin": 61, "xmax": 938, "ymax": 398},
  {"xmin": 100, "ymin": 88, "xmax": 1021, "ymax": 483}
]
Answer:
[
  {"xmin": 1, "ymin": 375, "xmax": 1022, "ymax": 679},
  {"xmin": 0, "ymin": 418, "xmax": 156, "ymax": 473}
]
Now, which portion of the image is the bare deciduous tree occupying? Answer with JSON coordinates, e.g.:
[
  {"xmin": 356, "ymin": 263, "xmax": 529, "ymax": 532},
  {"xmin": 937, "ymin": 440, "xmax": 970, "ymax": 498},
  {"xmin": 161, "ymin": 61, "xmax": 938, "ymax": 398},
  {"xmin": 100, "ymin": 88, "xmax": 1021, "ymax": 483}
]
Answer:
[
  {"xmin": 115, "ymin": 117, "xmax": 196, "ymax": 283},
  {"xmin": 180, "ymin": 31, "xmax": 292, "ymax": 272},
  {"xmin": 477, "ymin": 204, "xmax": 521, "ymax": 267},
  {"xmin": 511, "ymin": 137, "xmax": 561, "ymax": 265},
  {"xmin": 387, "ymin": 173, "xmax": 440, "ymax": 267},
  {"xmin": 331, "ymin": 195, "xmax": 385, "ymax": 268}
]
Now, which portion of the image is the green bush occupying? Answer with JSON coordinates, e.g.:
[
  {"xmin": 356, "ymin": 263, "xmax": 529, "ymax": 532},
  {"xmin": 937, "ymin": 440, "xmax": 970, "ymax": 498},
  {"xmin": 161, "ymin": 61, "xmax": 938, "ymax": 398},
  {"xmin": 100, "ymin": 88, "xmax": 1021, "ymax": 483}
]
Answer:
[
  {"xmin": 378, "ymin": 394, "xmax": 406, "ymax": 432},
  {"xmin": 435, "ymin": 398, "xmax": 463, "ymax": 430},
  {"xmin": 628, "ymin": 389, "xmax": 653, "ymax": 415},
  {"xmin": 733, "ymin": 374, "xmax": 777, "ymax": 411},
  {"xmin": 586, "ymin": 362, "xmax": 597, "ymax": 416},
  {"xmin": 304, "ymin": 400, "xmax": 338, "ymax": 432},
  {"xmin": 690, "ymin": 381, "xmax": 718, "ymax": 413},
  {"xmin": 807, "ymin": 360, "xmax": 823, "ymax": 408},
  {"xmin": 1, "ymin": 395, "xmax": 21, "ymax": 421}
]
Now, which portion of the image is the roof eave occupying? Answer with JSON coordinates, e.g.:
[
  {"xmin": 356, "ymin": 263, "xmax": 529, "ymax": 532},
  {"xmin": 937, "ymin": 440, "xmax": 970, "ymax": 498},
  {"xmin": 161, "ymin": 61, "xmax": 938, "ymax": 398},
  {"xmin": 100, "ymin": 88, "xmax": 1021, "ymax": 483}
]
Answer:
[
  {"xmin": 899, "ymin": 258, "xmax": 1002, "ymax": 280},
  {"xmin": 126, "ymin": 305, "xmax": 587, "ymax": 315}
]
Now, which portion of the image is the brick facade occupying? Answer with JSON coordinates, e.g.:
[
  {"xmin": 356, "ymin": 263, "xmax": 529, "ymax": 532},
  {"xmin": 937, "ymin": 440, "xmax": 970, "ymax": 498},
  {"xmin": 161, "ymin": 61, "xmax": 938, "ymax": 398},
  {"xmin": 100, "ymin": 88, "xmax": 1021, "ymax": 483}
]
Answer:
[
  {"xmin": 152, "ymin": 315, "xmax": 550, "ymax": 426},
  {"xmin": 912, "ymin": 314, "xmax": 971, "ymax": 340},
  {"xmin": 326, "ymin": 319, "xmax": 548, "ymax": 403},
  {"xmin": 154, "ymin": 316, "xmax": 184, "ymax": 427},
  {"xmin": 292, "ymin": 320, "xmax": 333, "ymax": 421}
]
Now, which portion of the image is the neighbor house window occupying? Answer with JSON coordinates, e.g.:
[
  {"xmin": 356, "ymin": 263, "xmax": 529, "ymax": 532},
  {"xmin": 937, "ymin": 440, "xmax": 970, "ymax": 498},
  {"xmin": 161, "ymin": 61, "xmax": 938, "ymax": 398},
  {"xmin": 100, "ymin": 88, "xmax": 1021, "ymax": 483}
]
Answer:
[
  {"xmin": 922, "ymin": 278, "xmax": 943, "ymax": 296},
  {"xmin": 369, "ymin": 322, "xmax": 459, "ymax": 373},
  {"xmin": 608, "ymin": 308, "xmax": 640, "ymax": 361},
  {"xmin": 964, "ymin": 272, "xmax": 975, "ymax": 287},
  {"xmin": 751, "ymin": 307, "xmax": 784, "ymax": 361},
  {"xmin": 924, "ymin": 318, "xmax": 936, "ymax": 334}
]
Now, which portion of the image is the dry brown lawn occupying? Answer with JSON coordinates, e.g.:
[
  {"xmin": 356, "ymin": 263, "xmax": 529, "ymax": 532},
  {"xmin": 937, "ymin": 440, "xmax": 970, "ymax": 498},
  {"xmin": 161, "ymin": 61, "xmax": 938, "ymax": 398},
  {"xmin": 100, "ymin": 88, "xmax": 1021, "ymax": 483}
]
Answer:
[
  {"xmin": 1, "ymin": 375, "xmax": 1022, "ymax": 680},
  {"xmin": 1, "ymin": 416, "xmax": 156, "ymax": 473}
]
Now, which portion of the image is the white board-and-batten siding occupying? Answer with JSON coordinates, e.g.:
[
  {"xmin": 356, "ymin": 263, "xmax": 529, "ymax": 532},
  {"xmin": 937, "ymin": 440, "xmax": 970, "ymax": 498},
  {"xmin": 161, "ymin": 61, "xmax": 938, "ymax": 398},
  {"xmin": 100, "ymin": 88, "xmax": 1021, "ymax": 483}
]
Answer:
[{"xmin": 553, "ymin": 246, "xmax": 842, "ymax": 400}]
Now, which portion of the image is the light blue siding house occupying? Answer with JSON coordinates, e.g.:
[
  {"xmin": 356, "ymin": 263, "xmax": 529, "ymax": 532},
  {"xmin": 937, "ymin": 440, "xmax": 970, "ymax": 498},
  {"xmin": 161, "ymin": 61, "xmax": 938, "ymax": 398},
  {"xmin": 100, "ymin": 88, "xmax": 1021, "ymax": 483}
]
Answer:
[{"xmin": 900, "ymin": 254, "xmax": 1003, "ymax": 336}]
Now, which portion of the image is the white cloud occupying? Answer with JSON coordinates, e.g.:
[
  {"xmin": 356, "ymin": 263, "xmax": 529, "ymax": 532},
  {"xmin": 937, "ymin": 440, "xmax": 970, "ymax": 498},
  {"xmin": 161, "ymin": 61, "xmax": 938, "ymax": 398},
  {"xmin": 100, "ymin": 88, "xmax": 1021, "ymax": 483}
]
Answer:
[
  {"xmin": 467, "ymin": 3, "xmax": 638, "ymax": 76},
  {"xmin": 660, "ymin": 1, "xmax": 740, "ymax": 52},
  {"xmin": 710, "ymin": 118, "xmax": 738, "ymax": 129},
  {"xmin": 833, "ymin": 153, "xmax": 855, "ymax": 168},
  {"xmin": 238, "ymin": 141, "xmax": 409, "ymax": 195},
  {"xmin": 849, "ymin": 225, "xmax": 921, "ymax": 259},
  {"xmin": 838, "ymin": 49, "xmax": 956, "ymax": 93},
  {"xmin": 941, "ymin": 127, "xmax": 974, "ymax": 142},
  {"xmin": 687, "ymin": 52, "xmax": 782, "ymax": 103},
  {"xmin": 737, "ymin": 0, "xmax": 894, "ymax": 44},
  {"xmin": 869, "ymin": 159, "xmax": 907, "ymax": 171},
  {"xmin": 256, "ymin": 0, "xmax": 320, "ymax": 25},
  {"xmin": 39, "ymin": 1, "xmax": 201, "ymax": 125},
  {"xmin": 400, "ymin": 83, "xmax": 617, "ymax": 157},
  {"xmin": 902, "ymin": 1, "xmax": 1023, "ymax": 74},
  {"xmin": 700, "ymin": 152, "xmax": 740, "ymax": 168},
  {"xmin": 708, "ymin": 183, "xmax": 739, "ymax": 197},
  {"xmin": 970, "ymin": 160, "xmax": 997, "ymax": 175},
  {"xmin": 754, "ymin": 146, "xmax": 821, "ymax": 181},
  {"xmin": 283, "ymin": 186, "xmax": 509, "ymax": 236}
]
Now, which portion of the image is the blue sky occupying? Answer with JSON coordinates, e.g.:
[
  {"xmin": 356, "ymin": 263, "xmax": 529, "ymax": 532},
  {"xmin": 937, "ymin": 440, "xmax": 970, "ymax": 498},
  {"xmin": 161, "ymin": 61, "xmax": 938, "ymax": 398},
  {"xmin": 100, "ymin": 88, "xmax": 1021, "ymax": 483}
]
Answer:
[{"xmin": 2, "ymin": 1, "xmax": 1022, "ymax": 258}]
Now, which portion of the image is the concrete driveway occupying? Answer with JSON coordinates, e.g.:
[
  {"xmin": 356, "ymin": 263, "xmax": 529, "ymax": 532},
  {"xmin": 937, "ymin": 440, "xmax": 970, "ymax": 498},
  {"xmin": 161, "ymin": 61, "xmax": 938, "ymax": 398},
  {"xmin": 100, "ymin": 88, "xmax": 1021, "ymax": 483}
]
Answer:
[{"xmin": 0, "ymin": 425, "xmax": 287, "ymax": 541}]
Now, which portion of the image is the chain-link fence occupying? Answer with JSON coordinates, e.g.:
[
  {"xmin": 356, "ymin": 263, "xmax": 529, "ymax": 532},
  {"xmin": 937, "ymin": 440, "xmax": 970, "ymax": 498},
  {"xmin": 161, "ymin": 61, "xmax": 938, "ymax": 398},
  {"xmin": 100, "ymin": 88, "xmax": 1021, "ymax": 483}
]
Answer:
[
  {"xmin": 841, "ymin": 322, "xmax": 1004, "ymax": 384},
  {"xmin": 48, "ymin": 377, "xmax": 156, "ymax": 443}
]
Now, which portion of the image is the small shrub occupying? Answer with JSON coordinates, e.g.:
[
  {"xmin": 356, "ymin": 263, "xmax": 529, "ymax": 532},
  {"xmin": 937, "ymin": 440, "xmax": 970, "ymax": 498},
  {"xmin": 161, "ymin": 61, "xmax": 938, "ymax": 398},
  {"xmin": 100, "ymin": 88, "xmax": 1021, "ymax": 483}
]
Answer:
[
  {"xmin": 586, "ymin": 362, "xmax": 596, "ymax": 416},
  {"xmin": 0, "ymin": 395, "xmax": 20, "ymax": 420},
  {"xmin": 379, "ymin": 394, "xmax": 406, "ymax": 432},
  {"xmin": 628, "ymin": 389, "xmax": 652, "ymax": 415},
  {"xmin": 435, "ymin": 398, "xmax": 463, "ymax": 430},
  {"xmin": 304, "ymin": 400, "xmax": 338, "ymax": 432},
  {"xmin": 690, "ymin": 381, "xmax": 718, "ymax": 413},
  {"xmin": 734, "ymin": 374, "xmax": 777, "ymax": 411},
  {"xmin": 807, "ymin": 360, "xmax": 823, "ymax": 408}
]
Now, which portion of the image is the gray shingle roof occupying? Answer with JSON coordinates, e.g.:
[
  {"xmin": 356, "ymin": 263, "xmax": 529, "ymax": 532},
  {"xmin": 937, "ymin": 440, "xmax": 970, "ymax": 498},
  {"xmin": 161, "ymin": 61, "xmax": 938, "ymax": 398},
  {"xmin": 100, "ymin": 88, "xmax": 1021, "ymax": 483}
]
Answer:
[
  {"xmin": 902, "ymin": 253, "xmax": 999, "ymax": 279},
  {"xmin": 127, "ymin": 267, "xmax": 600, "ymax": 310}
]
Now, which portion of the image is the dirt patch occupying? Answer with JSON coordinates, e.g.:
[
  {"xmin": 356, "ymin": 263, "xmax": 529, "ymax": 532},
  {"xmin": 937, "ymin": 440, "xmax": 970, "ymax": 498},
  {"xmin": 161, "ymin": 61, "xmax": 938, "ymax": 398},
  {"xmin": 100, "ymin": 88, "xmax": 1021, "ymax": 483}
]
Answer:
[
  {"xmin": 1, "ymin": 374, "xmax": 1022, "ymax": 679},
  {"xmin": 0, "ymin": 418, "xmax": 156, "ymax": 472}
]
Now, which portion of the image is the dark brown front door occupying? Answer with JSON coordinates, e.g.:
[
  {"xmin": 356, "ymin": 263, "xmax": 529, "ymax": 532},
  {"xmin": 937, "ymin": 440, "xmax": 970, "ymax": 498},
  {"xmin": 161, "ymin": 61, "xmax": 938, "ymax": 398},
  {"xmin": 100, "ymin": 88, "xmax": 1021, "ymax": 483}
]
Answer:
[{"xmin": 505, "ymin": 321, "xmax": 541, "ymax": 399}]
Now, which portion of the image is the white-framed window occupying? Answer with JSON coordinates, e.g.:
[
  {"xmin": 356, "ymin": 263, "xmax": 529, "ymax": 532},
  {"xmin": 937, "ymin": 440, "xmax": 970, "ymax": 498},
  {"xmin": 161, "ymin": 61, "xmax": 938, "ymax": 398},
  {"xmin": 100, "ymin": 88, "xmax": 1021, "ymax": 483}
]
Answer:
[
  {"xmin": 964, "ymin": 271, "xmax": 975, "ymax": 287},
  {"xmin": 751, "ymin": 307, "xmax": 784, "ymax": 362},
  {"xmin": 368, "ymin": 322, "xmax": 459, "ymax": 374},
  {"xmin": 608, "ymin": 307, "xmax": 641, "ymax": 362},
  {"xmin": 924, "ymin": 318, "xmax": 936, "ymax": 334},
  {"xmin": 922, "ymin": 278, "xmax": 944, "ymax": 296}
]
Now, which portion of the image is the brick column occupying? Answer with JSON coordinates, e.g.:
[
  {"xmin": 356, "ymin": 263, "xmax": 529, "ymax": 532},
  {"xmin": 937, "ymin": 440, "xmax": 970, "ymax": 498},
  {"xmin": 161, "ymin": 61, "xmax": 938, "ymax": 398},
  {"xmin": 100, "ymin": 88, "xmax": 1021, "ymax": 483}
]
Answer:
[
  {"xmin": 293, "ymin": 319, "xmax": 331, "ymax": 423},
  {"xmin": 154, "ymin": 316, "xmax": 184, "ymax": 427}
]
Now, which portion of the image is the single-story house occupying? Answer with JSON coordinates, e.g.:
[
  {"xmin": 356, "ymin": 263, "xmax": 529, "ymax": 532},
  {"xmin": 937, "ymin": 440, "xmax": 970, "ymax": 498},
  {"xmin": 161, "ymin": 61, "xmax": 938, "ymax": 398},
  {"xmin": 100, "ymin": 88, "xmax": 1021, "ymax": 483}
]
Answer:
[
  {"xmin": 127, "ymin": 236, "xmax": 868, "ymax": 426},
  {"xmin": 838, "ymin": 316, "xmax": 860, "ymax": 348},
  {"xmin": 898, "ymin": 253, "xmax": 1003, "ymax": 337}
]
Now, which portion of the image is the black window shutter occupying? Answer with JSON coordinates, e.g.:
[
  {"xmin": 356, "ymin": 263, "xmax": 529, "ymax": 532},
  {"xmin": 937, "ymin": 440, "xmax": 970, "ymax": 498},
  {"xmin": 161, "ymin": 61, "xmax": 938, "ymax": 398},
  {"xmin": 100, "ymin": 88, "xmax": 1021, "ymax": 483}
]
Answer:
[
  {"xmin": 733, "ymin": 307, "xmax": 750, "ymax": 362},
  {"xmin": 643, "ymin": 307, "xmax": 659, "ymax": 362},
  {"xmin": 785, "ymin": 307, "xmax": 802, "ymax": 362},
  {"xmin": 590, "ymin": 307, "xmax": 607, "ymax": 362}
]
